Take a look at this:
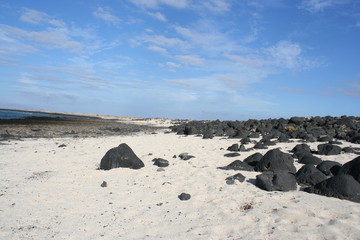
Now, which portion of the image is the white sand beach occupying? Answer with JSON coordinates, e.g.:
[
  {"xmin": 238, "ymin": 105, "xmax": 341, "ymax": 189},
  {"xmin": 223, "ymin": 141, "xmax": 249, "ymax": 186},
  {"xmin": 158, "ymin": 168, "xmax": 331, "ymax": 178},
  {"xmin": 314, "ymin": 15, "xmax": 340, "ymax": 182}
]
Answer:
[{"xmin": 1, "ymin": 120, "xmax": 360, "ymax": 240}]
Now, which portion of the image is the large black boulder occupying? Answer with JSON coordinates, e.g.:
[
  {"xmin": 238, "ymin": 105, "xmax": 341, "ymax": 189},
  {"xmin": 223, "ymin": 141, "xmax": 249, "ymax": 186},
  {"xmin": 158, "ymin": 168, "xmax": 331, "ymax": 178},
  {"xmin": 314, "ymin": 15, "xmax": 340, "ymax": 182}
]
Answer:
[
  {"xmin": 100, "ymin": 143, "xmax": 145, "ymax": 170},
  {"xmin": 304, "ymin": 174, "xmax": 360, "ymax": 203},
  {"xmin": 337, "ymin": 156, "xmax": 360, "ymax": 183},
  {"xmin": 316, "ymin": 161, "xmax": 342, "ymax": 176},
  {"xmin": 255, "ymin": 171, "xmax": 297, "ymax": 191},
  {"xmin": 255, "ymin": 148, "xmax": 296, "ymax": 173},
  {"xmin": 298, "ymin": 154, "xmax": 322, "ymax": 165},
  {"xmin": 218, "ymin": 160, "xmax": 254, "ymax": 171},
  {"xmin": 295, "ymin": 164, "xmax": 328, "ymax": 186},
  {"xmin": 317, "ymin": 143, "xmax": 342, "ymax": 155}
]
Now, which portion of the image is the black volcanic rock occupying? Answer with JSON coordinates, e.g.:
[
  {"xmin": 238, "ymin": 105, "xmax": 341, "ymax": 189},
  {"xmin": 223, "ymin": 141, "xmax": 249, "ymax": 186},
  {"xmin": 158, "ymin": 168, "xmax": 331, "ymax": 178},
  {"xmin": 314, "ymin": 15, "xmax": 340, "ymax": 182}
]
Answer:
[
  {"xmin": 218, "ymin": 160, "xmax": 254, "ymax": 171},
  {"xmin": 179, "ymin": 153, "xmax": 195, "ymax": 160},
  {"xmin": 227, "ymin": 144, "xmax": 239, "ymax": 152},
  {"xmin": 152, "ymin": 158, "xmax": 169, "ymax": 167},
  {"xmin": 298, "ymin": 154, "xmax": 322, "ymax": 165},
  {"xmin": 317, "ymin": 144, "xmax": 342, "ymax": 155},
  {"xmin": 243, "ymin": 152, "xmax": 263, "ymax": 167},
  {"xmin": 316, "ymin": 161, "xmax": 342, "ymax": 176},
  {"xmin": 178, "ymin": 193, "xmax": 191, "ymax": 201},
  {"xmin": 337, "ymin": 156, "xmax": 360, "ymax": 183},
  {"xmin": 304, "ymin": 174, "xmax": 360, "ymax": 203},
  {"xmin": 100, "ymin": 143, "xmax": 145, "ymax": 170},
  {"xmin": 295, "ymin": 164, "xmax": 327, "ymax": 186},
  {"xmin": 226, "ymin": 173, "xmax": 245, "ymax": 184},
  {"xmin": 224, "ymin": 152, "xmax": 241, "ymax": 157},
  {"xmin": 253, "ymin": 142, "xmax": 268, "ymax": 150},
  {"xmin": 256, "ymin": 171, "xmax": 297, "ymax": 191},
  {"xmin": 255, "ymin": 149, "xmax": 296, "ymax": 173}
]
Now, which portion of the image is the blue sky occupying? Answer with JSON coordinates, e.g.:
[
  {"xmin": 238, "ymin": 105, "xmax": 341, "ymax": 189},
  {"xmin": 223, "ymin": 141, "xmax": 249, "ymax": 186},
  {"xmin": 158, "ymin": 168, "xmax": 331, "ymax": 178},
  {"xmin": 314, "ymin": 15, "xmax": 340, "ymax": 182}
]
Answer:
[{"xmin": 0, "ymin": 0, "xmax": 359, "ymax": 120}]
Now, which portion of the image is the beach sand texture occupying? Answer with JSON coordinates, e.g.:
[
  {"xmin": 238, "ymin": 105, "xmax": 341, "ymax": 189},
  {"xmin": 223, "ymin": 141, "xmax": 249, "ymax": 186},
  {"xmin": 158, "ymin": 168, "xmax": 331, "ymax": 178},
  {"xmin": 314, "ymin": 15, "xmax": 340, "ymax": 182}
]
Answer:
[{"xmin": 1, "ymin": 122, "xmax": 360, "ymax": 240}]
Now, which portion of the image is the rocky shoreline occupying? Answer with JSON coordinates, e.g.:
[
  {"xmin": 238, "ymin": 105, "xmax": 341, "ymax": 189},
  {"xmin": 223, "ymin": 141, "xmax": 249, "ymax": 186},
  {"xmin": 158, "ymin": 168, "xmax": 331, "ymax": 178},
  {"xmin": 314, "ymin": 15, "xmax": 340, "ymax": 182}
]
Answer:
[{"xmin": 0, "ymin": 116, "xmax": 167, "ymax": 140}]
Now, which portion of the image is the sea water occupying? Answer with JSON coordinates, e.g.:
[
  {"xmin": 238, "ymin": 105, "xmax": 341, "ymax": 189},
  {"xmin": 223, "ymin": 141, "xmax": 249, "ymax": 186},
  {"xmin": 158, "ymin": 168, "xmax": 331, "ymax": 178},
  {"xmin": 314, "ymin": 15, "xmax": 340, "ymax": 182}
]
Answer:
[{"xmin": 0, "ymin": 109, "xmax": 94, "ymax": 120}]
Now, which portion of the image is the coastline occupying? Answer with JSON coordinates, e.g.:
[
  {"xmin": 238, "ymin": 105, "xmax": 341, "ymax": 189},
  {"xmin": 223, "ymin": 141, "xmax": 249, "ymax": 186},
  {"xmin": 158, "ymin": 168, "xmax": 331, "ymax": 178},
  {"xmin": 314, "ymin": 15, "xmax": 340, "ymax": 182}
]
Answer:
[{"xmin": 1, "ymin": 113, "xmax": 360, "ymax": 239}]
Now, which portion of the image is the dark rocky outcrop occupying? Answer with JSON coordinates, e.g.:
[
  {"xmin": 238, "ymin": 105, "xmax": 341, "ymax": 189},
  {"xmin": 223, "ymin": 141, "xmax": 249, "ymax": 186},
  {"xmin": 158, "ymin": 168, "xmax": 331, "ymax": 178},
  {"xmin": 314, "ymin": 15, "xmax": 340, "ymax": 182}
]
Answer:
[
  {"xmin": 100, "ymin": 143, "xmax": 144, "ymax": 170},
  {"xmin": 304, "ymin": 174, "xmax": 360, "ymax": 203},
  {"xmin": 255, "ymin": 171, "xmax": 297, "ymax": 191},
  {"xmin": 255, "ymin": 148, "xmax": 296, "ymax": 173},
  {"xmin": 224, "ymin": 152, "xmax": 241, "ymax": 157}
]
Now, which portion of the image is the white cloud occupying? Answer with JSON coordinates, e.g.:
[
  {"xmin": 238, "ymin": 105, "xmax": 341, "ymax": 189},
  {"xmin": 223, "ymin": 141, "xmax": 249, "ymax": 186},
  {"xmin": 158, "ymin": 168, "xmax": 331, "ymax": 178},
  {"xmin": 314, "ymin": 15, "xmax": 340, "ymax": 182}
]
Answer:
[
  {"xmin": 93, "ymin": 7, "xmax": 121, "ymax": 25},
  {"xmin": 147, "ymin": 11, "xmax": 166, "ymax": 21},
  {"xmin": 174, "ymin": 54, "xmax": 204, "ymax": 66},
  {"xmin": 147, "ymin": 45, "xmax": 168, "ymax": 54},
  {"xmin": 129, "ymin": 0, "xmax": 189, "ymax": 9},
  {"xmin": 265, "ymin": 41, "xmax": 303, "ymax": 69},
  {"xmin": 202, "ymin": 0, "xmax": 230, "ymax": 13},
  {"xmin": 300, "ymin": 0, "xmax": 349, "ymax": 13},
  {"xmin": 20, "ymin": 8, "xmax": 65, "ymax": 27}
]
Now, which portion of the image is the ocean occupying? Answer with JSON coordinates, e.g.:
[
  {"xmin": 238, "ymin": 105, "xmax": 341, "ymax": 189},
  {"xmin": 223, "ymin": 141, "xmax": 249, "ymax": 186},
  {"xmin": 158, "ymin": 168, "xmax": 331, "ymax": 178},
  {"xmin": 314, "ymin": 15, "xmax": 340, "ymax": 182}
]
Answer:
[{"xmin": 0, "ymin": 109, "xmax": 95, "ymax": 120}]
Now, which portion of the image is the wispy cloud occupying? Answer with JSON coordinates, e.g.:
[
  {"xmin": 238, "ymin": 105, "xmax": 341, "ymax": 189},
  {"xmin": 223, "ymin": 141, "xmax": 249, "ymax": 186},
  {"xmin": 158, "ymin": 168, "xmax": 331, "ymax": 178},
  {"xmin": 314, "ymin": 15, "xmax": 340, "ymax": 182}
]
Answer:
[
  {"xmin": 300, "ymin": 0, "xmax": 349, "ymax": 13},
  {"xmin": 147, "ymin": 11, "xmax": 167, "ymax": 21},
  {"xmin": 201, "ymin": 0, "xmax": 230, "ymax": 13},
  {"xmin": 20, "ymin": 8, "xmax": 65, "ymax": 27},
  {"xmin": 93, "ymin": 7, "xmax": 121, "ymax": 25},
  {"xmin": 129, "ymin": 0, "xmax": 190, "ymax": 9},
  {"xmin": 332, "ymin": 82, "xmax": 360, "ymax": 98},
  {"xmin": 278, "ymin": 87, "xmax": 307, "ymax": 94}
]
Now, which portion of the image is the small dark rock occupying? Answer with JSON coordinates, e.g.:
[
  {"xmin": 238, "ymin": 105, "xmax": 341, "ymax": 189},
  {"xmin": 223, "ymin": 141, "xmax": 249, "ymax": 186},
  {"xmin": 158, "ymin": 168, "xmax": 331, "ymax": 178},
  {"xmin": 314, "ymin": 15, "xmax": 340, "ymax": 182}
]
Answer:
[
  {"xmin": 224, "ymin": 152, "xmax": 241, "ymax": 157},
  {"xmin": 101, "ymin": 181, "xmax": 107, "ymax": 187},
  {"xmin": 253, "ymin": 142, "xmax": 268, "ymax": 149},
  {"xmin": 226, "ymin": 173, "xmax": 246, "ymax": 184},
  {"xmin": 152, "ymin": 158, "xmax": 169, "ymax": 167},
  {"xmin": 58, "ymin": 144, "xmax": 67, "ymax": 148},
  {"xmin": 227, "ymin": 144, "xmax": 239, "ymax": 152},
  {"xmin": 179, "ymin": 153, "xmax": 195, "ymax": 160},
  {"xmin": 178, "ymin": 193, "xmax": 191, "ymax": 201},
  {"xmin": 218, "ymin": 160, "xmax": 254, "ymax": 171}
]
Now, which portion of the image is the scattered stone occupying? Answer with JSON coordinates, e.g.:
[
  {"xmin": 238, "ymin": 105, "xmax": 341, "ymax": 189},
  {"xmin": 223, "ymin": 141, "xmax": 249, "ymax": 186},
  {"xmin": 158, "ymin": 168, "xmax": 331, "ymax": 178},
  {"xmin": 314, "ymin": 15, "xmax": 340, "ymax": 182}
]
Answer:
[
  {"xmin": 227, "ymin": 144, "xmax": 239, "ymax": 152},
  {"xmin": 253, "ymin": 142, "xmax": 268, "ymax": 149},
  {"xmin": 202, "ymin": 130, "xmax": 214, "ymax": 139},
  {"xmin": 152, "ymin": 158, "xmax": 169, "ymax": 167},
  {"xmin": 255, "ymin": 148, "xmax": 296, "ymax": 173},
  {"xmin": 295, "ymin": 164, "xmax": 328, "ymax": 186},
  {"xmin": 317, "ymin": 143, "xmax": 342, "ymax": 155},
  {"xmin": 179, "ymin": 153, "xmax": 195, "ymax": 160},
  {"xmin": 101, "ymin": 181, "xmax": 107, "ymax": 187},
  {"xmin": 224, "ymin": 152, "xmax": 241, "ymax": 157},
  {"xmin": 178, "ymin": 193, "xmax": 191, "ymax": 201},
  {"xmin": 218, "ymin": 160, "xmax": 254, "ymax": 171},
  {"xmin": 304, "ymin": 174, "xmax": 360, "ymax": 203},
  {"xmin": 239, "ymin": 144, "xmax": 247, "ymax": 152},
  {"xmin": 99, "ymin": 143, "xmax": 145, "ymax": 170},
  {"xmin": 58, "ymin": 144, "xmax": 67, "ymax": 148},
  {"xmin": 225, "ymin": 173, "xmax": 245, "ymax": 184},
  {"xmin": 255, "ymin": 171, "xmax": 297, "ymax": 191},
  {"xmin": 157, "ymin": 168, "xmax": 165, "ymax": 172}
]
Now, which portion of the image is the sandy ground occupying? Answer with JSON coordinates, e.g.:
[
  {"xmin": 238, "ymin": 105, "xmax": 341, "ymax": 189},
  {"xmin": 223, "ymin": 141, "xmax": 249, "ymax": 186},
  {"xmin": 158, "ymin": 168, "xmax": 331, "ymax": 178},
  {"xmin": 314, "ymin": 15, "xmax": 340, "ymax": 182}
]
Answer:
[{"xmin": 1, "ymin": 123, "xmax": 360, "ymax": 240}]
